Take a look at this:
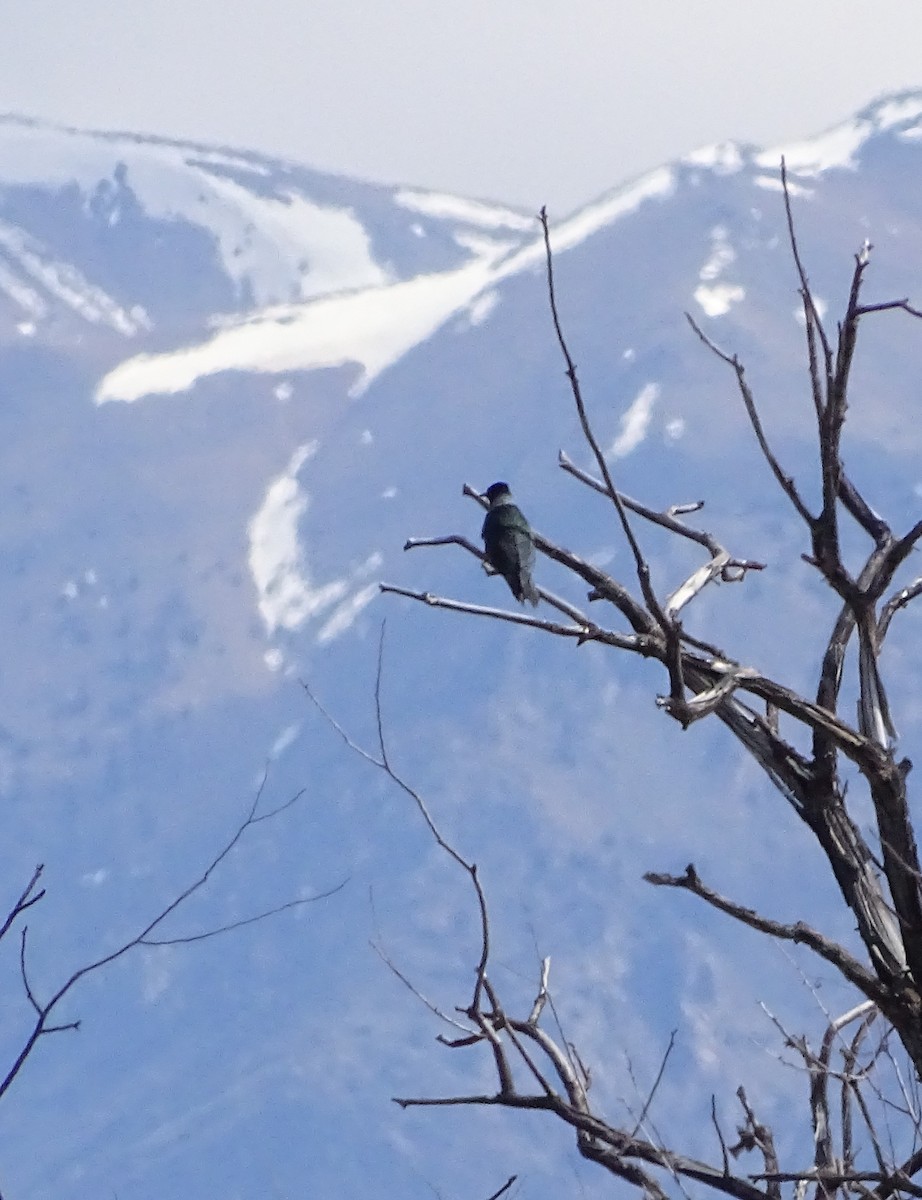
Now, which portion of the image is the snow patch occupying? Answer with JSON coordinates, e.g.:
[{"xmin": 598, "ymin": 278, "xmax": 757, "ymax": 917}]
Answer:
[
  {"xmin": 466, "ymin": 290, "xmax": 498, "ymax": 326},
  {"xmin": 875, "ymin": 97, "xmax": 922, "ymax": 130},
  {"xmin": 753, "ymin": 174, "xmax": 813, "ymax": 197},
  {"xmin": 94, "ymin": 165, "xmax": 674, "ymax": 406},
  {"xmin": 699, "ymin": 226, "xmax": 736, "ymax": 281},
  {"xmin": 0, "ymin": 220, "xmax": 148, "ymax": 334},
  {"xmin": 0, "ymin": 260, "xmax": 48, "ymax": 317},
  {"xmin": 454, "ymin": 232, "xmax": 519, "ymax": 258},
  {"xmin": 199, "ymin": 174, "xmax": 390, "ymax": 303},
  {"xmin": 695, "ymin": 283, "xmax": 745, "ymax": 317},
  {"xmin": 247, "ymin": 442, "xmax": 347, "ymax": 635},
  {"xmin": 685, "ymin": 142, "xmax": 744, "ymax": 174},
  {"xmin": 609, "ymin": 383, "xmax": 659, "ymax": 458},
  {"xmin": 317, "ymin": 583, "xmax": 379, "ymax": 643},
  {"xmin": 95, "ymin": 251, "xmax": 506, "ymax": 403},
  {"xmin": 548, "ymin": 168, "xmax": 675, "ymax": 252},
  {"xmin": 694, "ymin": 227, "xmax": 745, "ymax": 316},
  {"xmin": 247, "ymin": 448, "xmax": 381, "ymax": 644},
  {"xmin": 0, "ymin": 118, "xmax": 388, "ymax": 307},
  {"xmin": 395, "ymin": 189, "xmax": 534, "ymax": 232},
  {"xmin": 757, "ymin": 119, "xmax": 870, "ymax": 176}
]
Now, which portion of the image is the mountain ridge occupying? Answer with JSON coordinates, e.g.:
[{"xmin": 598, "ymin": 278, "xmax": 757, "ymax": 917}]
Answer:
[{"xmin": 2, "ymin": 91, "xmax": 922, "ymax": 1198}]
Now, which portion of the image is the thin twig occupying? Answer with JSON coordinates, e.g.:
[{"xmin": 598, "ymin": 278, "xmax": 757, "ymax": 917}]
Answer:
[
  {"xmin": 140, "ymin": 884, "xmax": 346, "ymax": 945},
  {"xmin": 485, "ymin": 1177, "xmax": 518, "ymax": 1200},
  {"xmin": 712, "ymin": 1095, "xmax": 731, "ymax": 1176},
  {"xmin": 0, "ymin": 776, "xmax": 325, "ymax": 1102},
  {"xmin": 539, "ymin": 207, "xmax": 670, "ymax": 632},
  {"xmin": 0, "ymin": 866, "xmax": 45, "ymax": 943},
  {"xmin": 685, "ymin": 313, "xmax": 815, "ymax": 528},
  {"xmin": 629, "ymin": 1030, "xmax": 677, "ymax": 1138},
  {"xmin": 370, "ymin": 940, "xmax": 475, "ymax": 1035}
]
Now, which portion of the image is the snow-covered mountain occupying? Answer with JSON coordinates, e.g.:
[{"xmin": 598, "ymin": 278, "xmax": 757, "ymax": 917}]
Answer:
[{"xmin": 3, "ymin": 93, "xmax": 922, "ymax": 1198}]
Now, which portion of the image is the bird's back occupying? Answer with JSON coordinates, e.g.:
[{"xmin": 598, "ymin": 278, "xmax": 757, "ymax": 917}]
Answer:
[
  {"xmin": 482, "ymin": 502, "xmax": 533, "ymax": 557},
  {"xmin": 482, "ymin": 502, "xmax": 536, "ymax": 597}
]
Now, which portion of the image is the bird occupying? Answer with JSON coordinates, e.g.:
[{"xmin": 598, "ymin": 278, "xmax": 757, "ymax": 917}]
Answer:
[{"xmin": 481, "ymin": 481, "xmax": 540, "ymax": 606}]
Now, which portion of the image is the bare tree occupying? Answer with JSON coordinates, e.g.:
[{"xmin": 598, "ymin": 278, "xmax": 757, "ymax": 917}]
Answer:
[
  {"xmin": 325, "ymin": 165, "xmax": 922, "ymax": 1200},
  {"xmin": 0, "ymin": 777, "xmax": 344, "ymax": 1108}
]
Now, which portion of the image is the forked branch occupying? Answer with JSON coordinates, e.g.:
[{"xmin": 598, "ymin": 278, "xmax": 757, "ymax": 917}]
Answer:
[{"xmin": 0, "ymin": 776, "xmax": 342, "ymax": 1104}]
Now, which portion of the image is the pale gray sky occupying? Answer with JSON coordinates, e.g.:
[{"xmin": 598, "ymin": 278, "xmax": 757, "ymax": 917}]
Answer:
[{"xmin": 4, "ymin": 0, "xmax": 922, "ymax": 213}]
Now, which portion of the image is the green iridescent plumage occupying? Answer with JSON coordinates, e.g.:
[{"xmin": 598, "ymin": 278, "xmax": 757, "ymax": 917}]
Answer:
[{"xmin": 481, "ymin": 481, "xmax": 539, "ymax": 606}]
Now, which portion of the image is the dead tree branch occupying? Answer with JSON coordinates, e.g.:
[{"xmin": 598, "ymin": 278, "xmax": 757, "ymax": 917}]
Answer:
[
  {"xmin": 644, "ymin": 864, "xmax": 887, "ymax": 1005},
  {"xmin": 0, "ymin": 778, "xmax": 340, "ymax": 1104},
  {"xmin": 0, "ymin": 866, "xmax": 46, "ymax": 944},
  {"xmin": 370, "ymin": 176, "xmax": 922, "ymax": 1200}
]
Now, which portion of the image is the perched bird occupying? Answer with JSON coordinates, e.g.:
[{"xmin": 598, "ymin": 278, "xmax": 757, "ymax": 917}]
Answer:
[{"xmin": 481, "ymin": 481, "xmax": 540, "ymax": 606}]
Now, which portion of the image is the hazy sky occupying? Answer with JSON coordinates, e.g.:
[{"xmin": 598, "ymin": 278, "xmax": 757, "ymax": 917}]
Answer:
[{"xmin": 4, "ymin": 1, "xmax": 922, "ymax": 213}]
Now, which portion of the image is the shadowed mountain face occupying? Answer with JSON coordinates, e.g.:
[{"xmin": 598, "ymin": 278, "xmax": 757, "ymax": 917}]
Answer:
[{"xmin": 2, "ymin": 96, "xmax": 922, "ymax": 1198}]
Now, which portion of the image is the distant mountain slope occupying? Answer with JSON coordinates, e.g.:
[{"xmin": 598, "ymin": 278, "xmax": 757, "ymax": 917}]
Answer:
[
  {"xmin": 1, "ymin": 93, "xmax": 922, "ymax": 1199},
  {"xmin": 0, "ymin": 114, "xmax": 533, "ymax": 347}
]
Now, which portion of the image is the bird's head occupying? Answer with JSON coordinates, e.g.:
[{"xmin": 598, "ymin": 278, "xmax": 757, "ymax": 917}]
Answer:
[{"xmin": 485, "ymin": 481, "xmax": 512, "ymax": 505}]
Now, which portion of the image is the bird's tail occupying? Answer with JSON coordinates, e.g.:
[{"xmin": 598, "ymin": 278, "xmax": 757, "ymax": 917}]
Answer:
[{"xmin": 520, "ymin": 576, "xmax": 540, "ymax": 607}]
